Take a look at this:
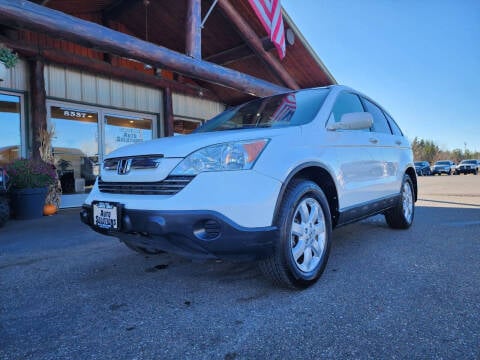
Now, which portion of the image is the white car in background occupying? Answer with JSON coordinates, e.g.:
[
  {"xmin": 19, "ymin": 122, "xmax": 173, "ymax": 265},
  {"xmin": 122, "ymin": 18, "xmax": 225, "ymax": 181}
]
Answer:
[{"xmin": 81, "ymin": 85, "xmax": 417, "ymax": 289}]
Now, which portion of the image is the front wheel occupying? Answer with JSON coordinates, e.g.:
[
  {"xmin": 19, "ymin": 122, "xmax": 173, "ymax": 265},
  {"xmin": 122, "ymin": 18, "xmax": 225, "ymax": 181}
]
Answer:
[
  {"xmin": 259, "ymin": 180, "xmax": 332, "ymax": 289},
  {"xmin": 385, "ymin": 174, "xmax": 415, "ymax": 229}
]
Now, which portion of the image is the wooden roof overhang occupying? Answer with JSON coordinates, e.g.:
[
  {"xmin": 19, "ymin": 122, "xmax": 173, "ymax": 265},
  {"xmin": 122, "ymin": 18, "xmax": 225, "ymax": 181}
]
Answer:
[{"xmin": 0, "ymin": 0, "xmax": 336, "ymax": 105}]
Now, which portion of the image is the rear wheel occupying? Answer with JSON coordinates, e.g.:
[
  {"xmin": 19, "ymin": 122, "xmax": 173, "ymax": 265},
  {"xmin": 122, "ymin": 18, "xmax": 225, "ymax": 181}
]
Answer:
[
  {"xmin": 259, "ymin": 180, "xmax": 332, "ymax": 289},
  {"xmin": 0, "ymin": 196, "xmax": 9, "ymax": 228},
  {"xmin": 385, "ymin": 174, "xmax": 415, "ymax": 229}
]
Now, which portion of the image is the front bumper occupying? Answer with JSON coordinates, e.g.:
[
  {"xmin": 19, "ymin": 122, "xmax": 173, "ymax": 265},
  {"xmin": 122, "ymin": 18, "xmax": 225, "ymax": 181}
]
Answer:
[
  {"xmin": 455, "ymin": 167, "xmax": 476, "ymax": 174},
  {"xmin": 80, "ymin": 205, "xmax": 277, "ymax": 261},
  {"xmin": 432, "ymin": 168, "xmax": 450, "ymax": 174}
]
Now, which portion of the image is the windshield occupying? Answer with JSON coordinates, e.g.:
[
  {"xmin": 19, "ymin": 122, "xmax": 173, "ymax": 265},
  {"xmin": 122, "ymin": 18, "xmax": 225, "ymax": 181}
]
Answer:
[
  {"xmin": 461, "ymin": 160, "xmax": 476, "ymax": 164},
  {"xmin": 195, "ymin": 88, "xmax": 330, "ymax": 133},
  {"xmin": 415, "ymin": 162, "xmax": 425, "ymax": 166},
  {"xmin": 436, "ymin": 161, "xmax": 450, "ymax": 165}
]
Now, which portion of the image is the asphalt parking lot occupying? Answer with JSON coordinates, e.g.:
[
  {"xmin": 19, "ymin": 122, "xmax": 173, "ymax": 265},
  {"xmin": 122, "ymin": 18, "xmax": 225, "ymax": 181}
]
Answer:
[{"xmin": 1, "ymin": 175, "xmax": 479, "ymax": 359}]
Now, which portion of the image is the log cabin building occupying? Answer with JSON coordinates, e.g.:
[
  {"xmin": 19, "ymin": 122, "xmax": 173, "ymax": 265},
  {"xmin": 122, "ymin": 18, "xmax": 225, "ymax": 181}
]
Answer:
[{"xmin": 0, "ymin": 0, "xmax": 335, "ymax": 207}]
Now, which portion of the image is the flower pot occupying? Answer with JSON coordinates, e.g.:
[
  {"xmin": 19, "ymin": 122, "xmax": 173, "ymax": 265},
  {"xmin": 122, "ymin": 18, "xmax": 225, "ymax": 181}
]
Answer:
[{"xmin": 10, "ymin": 187, "xmax": 48, "ymax": 220}]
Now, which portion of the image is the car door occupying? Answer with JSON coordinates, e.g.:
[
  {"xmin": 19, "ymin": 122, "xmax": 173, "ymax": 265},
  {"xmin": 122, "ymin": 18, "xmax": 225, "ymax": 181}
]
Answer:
[
  {"xmin": 361, "ymin": 98, "xmax": 405, "ymax": 198},
  {"xmin": 325, "ymin": 91, "xmax": 380, "ymax": 209}
]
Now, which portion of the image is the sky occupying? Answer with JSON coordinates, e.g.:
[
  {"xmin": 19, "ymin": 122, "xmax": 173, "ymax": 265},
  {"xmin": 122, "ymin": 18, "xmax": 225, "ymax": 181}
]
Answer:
[{"xmin": 282, "ymin": 0, "xmax": 480, "ymax": 152}]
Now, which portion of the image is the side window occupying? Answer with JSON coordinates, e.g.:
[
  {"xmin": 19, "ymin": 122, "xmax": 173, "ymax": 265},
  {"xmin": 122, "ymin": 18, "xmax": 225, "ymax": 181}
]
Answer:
[
  {"xmin": 330, "ymin": 92, "xmax": 364, "ymax": 123},
  {"xmin": 384, "ymin": 112, "xmax": 403, "ymax": 136},
  {"xmin": 362, "ymin": 99, "xmax": 392, "ymax": 134}
]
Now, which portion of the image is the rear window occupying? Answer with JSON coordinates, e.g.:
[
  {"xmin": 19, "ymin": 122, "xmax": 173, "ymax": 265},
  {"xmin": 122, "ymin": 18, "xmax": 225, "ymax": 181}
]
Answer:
[
  {"xmin": 195, "ymin": 89, "xmax": 330, "ymax": 133},
  {"xmin": 436, "ymin": 161, "xmax": 450, "ymax": 165}
]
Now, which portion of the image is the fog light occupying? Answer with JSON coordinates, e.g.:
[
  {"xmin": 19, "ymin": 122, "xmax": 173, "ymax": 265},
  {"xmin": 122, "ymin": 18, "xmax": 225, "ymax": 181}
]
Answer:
[{"xmin": 193, "ymin": 219, "xmax": 221, "ymax": 240}]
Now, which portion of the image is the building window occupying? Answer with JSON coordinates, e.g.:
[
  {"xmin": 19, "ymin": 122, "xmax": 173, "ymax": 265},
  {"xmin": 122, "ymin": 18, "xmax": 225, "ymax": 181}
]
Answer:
[
  {"xmin": 174, "ymin": 117, "xmax": 203, "ymax": 135},
  {"xmin": 0, "ymin": 92, "xmax": 24, "ymax": 166}
]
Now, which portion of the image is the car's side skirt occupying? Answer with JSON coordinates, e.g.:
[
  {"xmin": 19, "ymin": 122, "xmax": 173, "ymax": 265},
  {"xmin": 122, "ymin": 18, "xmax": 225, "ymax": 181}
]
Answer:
[{"xmin": 336, "ymin": 194, "xmax": 401, "ymax": 227}]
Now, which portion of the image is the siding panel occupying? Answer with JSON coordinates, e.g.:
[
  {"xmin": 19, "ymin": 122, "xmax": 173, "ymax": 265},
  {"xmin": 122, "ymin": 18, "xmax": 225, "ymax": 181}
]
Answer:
[
  {"xmin": 80, "ymin": 72, "xmax": 96, "ymax": 103},
  {"xmin": 47, "ymin": 66, "xmax": 66, "ymax": 98},
  {"xmin": 44, "ymin": 64, "xmax": 162, "ymax": 114},
  {"xmin": 96, "ymin": 77, "xmax": 111, "ymax": 106},
  {"xmin": 65, "ymin": 69, "xmax": 82, "ymax": 101},
  {"xmin": 172, "ymin": 93, "xmax": 225, "ymax": 120}
]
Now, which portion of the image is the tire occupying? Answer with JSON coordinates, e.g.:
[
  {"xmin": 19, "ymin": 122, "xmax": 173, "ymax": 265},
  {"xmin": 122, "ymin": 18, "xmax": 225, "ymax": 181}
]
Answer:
[
  {"xmin": 123, "ymin": 241, "xmax": 165, "ymax": 255},
  {"xmin": 259, "ymin": 180, "xmax": 332, "ymax": 289},
  {"xmin": 0, "ymin": 196, "xmax": 9, "ymax": 228},
  {"xmin": 385, "ymin": 174, "xmax": 415, "ymax": 229}
]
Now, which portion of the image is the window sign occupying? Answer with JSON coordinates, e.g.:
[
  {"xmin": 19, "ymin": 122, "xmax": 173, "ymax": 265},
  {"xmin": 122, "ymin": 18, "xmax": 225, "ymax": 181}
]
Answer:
[{"xmin": 104, "ymin": 114, "xmax": 153, "ymax": 155}]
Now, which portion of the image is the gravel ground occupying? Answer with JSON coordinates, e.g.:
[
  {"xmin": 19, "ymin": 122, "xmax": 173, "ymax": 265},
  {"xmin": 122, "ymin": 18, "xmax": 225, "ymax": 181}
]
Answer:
[{"xmin": 1, "ymin": 175, "xmax": 479, "ymax": 359}]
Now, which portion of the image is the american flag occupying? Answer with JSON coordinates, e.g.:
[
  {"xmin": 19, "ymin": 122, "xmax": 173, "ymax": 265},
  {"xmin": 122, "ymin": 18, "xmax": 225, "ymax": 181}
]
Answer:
[
  {"xmin": 247, "ymin": 0, "xmax": 286, "ymax": 59},
  {"xmin": 271, "ymin": 93, "xmax": 296, "ymax": 123}
]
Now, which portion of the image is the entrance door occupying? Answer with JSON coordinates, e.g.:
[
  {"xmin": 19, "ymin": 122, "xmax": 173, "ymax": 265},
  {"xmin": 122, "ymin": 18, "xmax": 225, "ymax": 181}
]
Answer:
[
  {"xmin": 49, "ymin": 105, "xmax": 99, "ymax": 207},
  {"xmin": 48, "ymin": 102, "xmax": 157, "ymax": 207}
]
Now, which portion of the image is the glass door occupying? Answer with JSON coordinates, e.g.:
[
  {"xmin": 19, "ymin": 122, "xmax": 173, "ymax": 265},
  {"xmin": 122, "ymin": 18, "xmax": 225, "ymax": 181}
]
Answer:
[
  {"xmin": 47, "ymin": 101, "xmax": 157, "ymax": 207},
  {"xmin": 49, "ymin": 105, "xmax": 99, "ymax": 205}
]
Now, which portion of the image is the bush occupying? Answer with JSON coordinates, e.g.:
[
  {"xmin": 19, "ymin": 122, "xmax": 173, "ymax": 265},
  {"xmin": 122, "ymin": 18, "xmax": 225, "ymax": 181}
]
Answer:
[{"xmin": 6, "ymin": 158, "xmax": 56, "ymax": 189}]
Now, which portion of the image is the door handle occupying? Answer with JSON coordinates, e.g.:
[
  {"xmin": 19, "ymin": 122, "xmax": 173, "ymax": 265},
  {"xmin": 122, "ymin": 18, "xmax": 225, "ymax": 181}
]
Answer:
[
  {"xmin": 395, "ymin": 140, "xmax": 402, "ymax": 145},
  {"xmin": 369, "ymin": 138, "xmax": 378, "ymax": 144}
]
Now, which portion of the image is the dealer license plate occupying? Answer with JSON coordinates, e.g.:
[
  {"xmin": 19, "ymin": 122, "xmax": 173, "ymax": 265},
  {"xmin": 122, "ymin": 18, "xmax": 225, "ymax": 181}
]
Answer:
[{"xmin": 93, "ymin": 201, "xmax": 120, "ymax": 230}]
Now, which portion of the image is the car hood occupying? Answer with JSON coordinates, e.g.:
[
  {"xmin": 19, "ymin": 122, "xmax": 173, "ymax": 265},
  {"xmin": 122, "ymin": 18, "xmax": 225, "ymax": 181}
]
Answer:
[{"xmin": 105, "ymin": 127, "xmax": 297, "ymax": 159}]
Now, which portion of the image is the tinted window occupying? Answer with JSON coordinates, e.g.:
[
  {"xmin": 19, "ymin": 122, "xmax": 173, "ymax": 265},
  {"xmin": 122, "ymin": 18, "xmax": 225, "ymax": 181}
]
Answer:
[
  {"xmin": 195, "ymin": 89, "xmax": 329, "ymax": 133},
  {"xmin": 362, "ymin": 99, "xmax": 391, "ymax": 134},
  {"xmin": 384, "ymin": 112, "xmax": 403, "ymax": 136},
  {"xmin": 330, "ymin": 92, "xmax": 364, "ymax": 123}
]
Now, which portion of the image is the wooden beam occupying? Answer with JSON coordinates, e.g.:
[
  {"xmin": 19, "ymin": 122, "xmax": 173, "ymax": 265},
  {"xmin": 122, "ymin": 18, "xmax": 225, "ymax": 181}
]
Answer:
[
  {"xmin": 0, "ymin": 36, "xmax": 220, "ymax": 102},
  {"xmin": 0, "ymin": 0, "xmax": 288, "ymax": 97},
  {"xmin": 162, "ymin": 87, "xmax": 175, "ymax": 137},
  {"xmin": 206, "ymin": 30, "xmax": 295, "ymax": 66},
  {"xmin": 185, "ymin": 0, "xmax": 201, "ymax": 59},
  {"xmin": 206, "ymin": 36, "xmax": 274, "ymax": 65},
  {"xmin": 29, "ymin": 57, "xmax": 47, "ymax": 161},
  {"xmin": 217, "ymin": 0, "xmax": 299, "ymax": 90}
]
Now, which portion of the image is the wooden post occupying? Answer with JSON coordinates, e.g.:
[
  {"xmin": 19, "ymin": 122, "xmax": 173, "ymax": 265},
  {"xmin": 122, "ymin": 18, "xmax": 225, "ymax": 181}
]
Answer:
[
  {"xmin": 186, "ymin": 0, "xmax": 201, "ymax": 59},
  {"xmin": 162, "ymin": 88, "xmax": 175, "ymax": 137},
  {"xmin": 0, "ymin": 0, "xmax": 288, "ymax": 97},
  {"xmin": 29, "ymin": 57, "xmax": 47, "ymax": 161}
]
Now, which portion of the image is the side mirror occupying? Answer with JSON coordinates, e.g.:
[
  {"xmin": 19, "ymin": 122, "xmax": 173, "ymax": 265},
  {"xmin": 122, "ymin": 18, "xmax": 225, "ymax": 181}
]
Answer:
[{"xmin": 327, "ymin": 112, "xmax": 373, "ymax": 131}]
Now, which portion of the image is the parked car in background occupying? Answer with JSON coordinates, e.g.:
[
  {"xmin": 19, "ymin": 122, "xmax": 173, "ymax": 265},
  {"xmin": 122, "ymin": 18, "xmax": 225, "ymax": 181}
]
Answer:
[
  {"xmin": 454, "ymin": 159, "xmax": 479, "ymax": 175},
  {"xmin": 431, "ymin": 160, "xmax": 455, "ymax": 175},
  {"xmin": 414, "ymin": 161, "xmax": 431, "ymax": 176},
  {"xmin": 81, "ymin": 85, "xmax": 417, "ymax": 289}
]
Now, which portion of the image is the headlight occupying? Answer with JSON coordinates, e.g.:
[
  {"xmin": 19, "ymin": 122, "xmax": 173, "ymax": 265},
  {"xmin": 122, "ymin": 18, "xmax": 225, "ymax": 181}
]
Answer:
[{"xmin": 171, "ymin": 139, "xmax": 269, "ymax": 175}]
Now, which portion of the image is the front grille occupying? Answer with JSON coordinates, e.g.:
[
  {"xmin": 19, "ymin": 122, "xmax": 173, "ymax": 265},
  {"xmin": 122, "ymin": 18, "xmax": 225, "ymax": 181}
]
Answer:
[{"xmin": 98, "ymin": 176, "xmax": 195, "ymax": 195}]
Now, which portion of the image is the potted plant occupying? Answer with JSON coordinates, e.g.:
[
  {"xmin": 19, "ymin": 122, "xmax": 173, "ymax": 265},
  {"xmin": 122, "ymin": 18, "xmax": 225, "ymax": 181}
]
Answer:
[
  {"xmin": 0, "ymin": 45, "xmax": 18, "ymax": 81},
  {"xmin": 6, "ymin": 158, "xmax": 56, "ymax": 220}
]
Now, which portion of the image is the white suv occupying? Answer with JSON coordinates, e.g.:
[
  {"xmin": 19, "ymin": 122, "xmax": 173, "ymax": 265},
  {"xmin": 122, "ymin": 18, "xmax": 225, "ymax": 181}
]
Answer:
[{"xmin": 81, "ymin": 85, "xmax": 417, "ymax": 288}]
